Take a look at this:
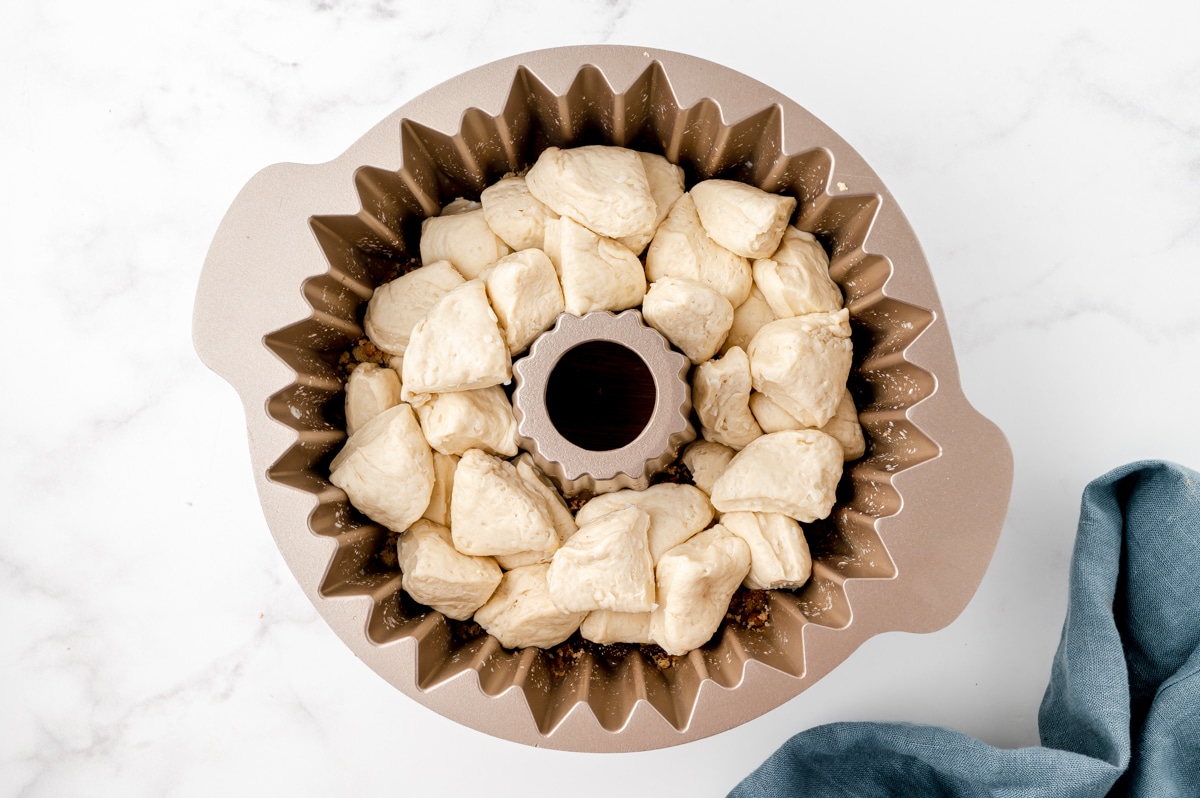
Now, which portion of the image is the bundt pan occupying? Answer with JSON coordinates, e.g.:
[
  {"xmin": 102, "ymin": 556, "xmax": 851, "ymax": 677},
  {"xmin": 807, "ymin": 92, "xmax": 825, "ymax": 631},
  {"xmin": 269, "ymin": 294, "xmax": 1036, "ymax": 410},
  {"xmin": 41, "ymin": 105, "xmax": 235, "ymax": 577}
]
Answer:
[{"xmin": 193, "ymin": 45, "xmax": 1012, "ymax": 752}]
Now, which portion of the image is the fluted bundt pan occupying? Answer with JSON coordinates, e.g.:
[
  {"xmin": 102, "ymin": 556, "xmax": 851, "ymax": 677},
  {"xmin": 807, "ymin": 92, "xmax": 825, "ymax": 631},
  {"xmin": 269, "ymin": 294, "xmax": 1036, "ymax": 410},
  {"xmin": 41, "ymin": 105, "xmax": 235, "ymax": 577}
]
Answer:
[{"xmin": 193, "ymin": 46, "xmax": 1012, "ymax": 752}]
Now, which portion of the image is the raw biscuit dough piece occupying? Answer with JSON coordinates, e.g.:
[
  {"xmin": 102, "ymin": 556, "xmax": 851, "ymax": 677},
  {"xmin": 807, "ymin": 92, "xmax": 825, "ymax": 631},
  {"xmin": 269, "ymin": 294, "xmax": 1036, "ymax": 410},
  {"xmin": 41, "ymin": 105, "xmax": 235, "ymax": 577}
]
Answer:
[
  {"xmin": 421, "ymin": 452, "xmax": 458, "ymax": 527},
  {"xmin": 574, "ymin": 483, "xmax": 714, "ymax": 563},
  {"xmin": 748, "ymin": 391, "xmax": 804, "ymax": 434},
  {"xmin": 542, "ymin": 216, "xmax": 646, "ymax": 315},
  {"xmin": 402, "ymin": 280, "xmax": 511, "ymax": 399},
  {"xmin": 690, "ymin": 179, "xmax": 796, "ymax": 259},
  {"xmin": 474, "ymin": 564, "xmax": 586, "ymax": 649},
  {"xmin": 414, "ymin": 385, "xmax": 518, "ymax": 458},
  {"xmin": 481, "ymin": 249, "xmax": 565, "ymax": 354},
  {"xmin": 821, "ymin": 389, "xmax": 866, "ymax": 461},
  {"xmin": 681, "ymin": 440, "xmax": 736, "ymax": 496},
  {"xmin": 645, "ymin": 193, "xmax": 753, "ymax": 307},
  {"xmin": 363, "ymin": 260, "xmax": 464, "ymax": 356},
  {"xmin": 617, "ymin": 152, "xmax": 685, "ymax": 255},
  {"xmin": 449, "ymin": 449, "xmax": 558, "ymax": 557},
  {"xmin": 329, "ymin": 403, "xmax": 434, "ymax": 533},
  {"xmin": 692, "ymin": 347, "xmax": 764, "ymax": 450},
  {"xmin": 439, "ymin": 198, "xmax": 480, "ymax": 216},
  {"xmin": 397, "ymin": 519, "xmax": 502, "ymax": 620},
  {"xmin": 525, "ymin": 145, "xmax": 658, "ymax": 240},
  {"xmin": 749, "ymin": 390, "xmax": 865, "ymax": 461},
  {"xmin": 642, "ymin": 277, "xmax": 734, "ymax": 364},
  {"xmin": 494, "ymin": 454, "xmax": 579, "ymax": 570},
  {"xmin": 650, "ymin": 526, "xmax": 751, "ymax": 655},
  {"xmin": 546, "ymin": 505, "xmax": 655, "ymax": 614},
  {"xmin": 580, "ymin": 610, "xmax": 653, "ymax": 646},
  {"xmin": 709, "ymin": 429, "xmax": 843, "ymax": 523},
  {"xmin": 480, "ymin": 175, "xmax": 559, "ymax": 251},
  {"xmin": 747, "ymin": 310, "xmax": 853, "ymax": 428},
  {"xmin": 344, "ymin": 362, "xmax": 402, "ymax": 435},
  {"xmin": 752, "ymin": 227, "xmax": 843, "ymax": 318},
  {"xmin": 720, "ymin": 511, "xmax": 812, "ymax": 590},
  {"xmin": 419, "ymin": 208, "xmax": 511, "ymax": 280},
  {"xmin": 722, "ymin": 285, "xmax": 776, "ymax": 354}
]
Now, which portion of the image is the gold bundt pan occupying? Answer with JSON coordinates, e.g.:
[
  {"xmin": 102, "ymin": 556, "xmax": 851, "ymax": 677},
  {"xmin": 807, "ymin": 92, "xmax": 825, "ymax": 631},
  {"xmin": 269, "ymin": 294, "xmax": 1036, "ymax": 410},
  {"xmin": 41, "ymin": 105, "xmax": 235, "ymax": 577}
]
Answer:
[{"xmin": 193, "ymin": 45, "xmax": 1012, "ymax": 751}]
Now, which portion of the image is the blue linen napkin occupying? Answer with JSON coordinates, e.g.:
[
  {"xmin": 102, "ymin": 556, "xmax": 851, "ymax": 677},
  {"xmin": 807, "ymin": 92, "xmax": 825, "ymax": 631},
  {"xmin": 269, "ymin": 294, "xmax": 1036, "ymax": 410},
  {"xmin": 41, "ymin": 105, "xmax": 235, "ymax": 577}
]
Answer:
[{"xmin": 729, "ymin": 460, "xmax": 1200, "ymax": 797}]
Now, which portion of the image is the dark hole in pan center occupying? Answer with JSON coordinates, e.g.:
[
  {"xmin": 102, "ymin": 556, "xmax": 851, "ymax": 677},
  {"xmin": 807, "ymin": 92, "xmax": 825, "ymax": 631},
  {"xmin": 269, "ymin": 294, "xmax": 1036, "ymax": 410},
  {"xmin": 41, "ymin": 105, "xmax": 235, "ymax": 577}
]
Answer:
[{"xmin": 545, "ymin": 341, "xmax": 656, "ymax": 451}]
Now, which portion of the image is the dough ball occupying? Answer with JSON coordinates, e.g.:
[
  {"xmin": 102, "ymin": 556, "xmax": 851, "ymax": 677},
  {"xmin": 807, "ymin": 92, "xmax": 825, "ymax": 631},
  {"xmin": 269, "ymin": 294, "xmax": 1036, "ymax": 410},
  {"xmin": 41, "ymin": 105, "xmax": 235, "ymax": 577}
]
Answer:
[
  {"xmin": 344, "ymin": 362, "xmax": 402, "ymax": 435},
  {"xmin": 419, "ymin": 208, "xmax": 511, "ymax": 280},
  {"xmin": 363, "ymin": 260, "xmax": 464, "ymax": 356},
  {"xmin": 398, "ymin": 519, "xmax": 501, "ymax": 621},
  {"xmin": 525, "ymin": 145, "xmax": 658, "ymax": 240},
  {"xmin": 546, "ymin": 505, "xmax": 655, "ymax": 614},
  {"xmin": 752, "ymin": 227, "xmax": 842, "ymax": 318},
  {"xmin": 680, "ymin": 440, "xmax": 736, "ymax": 497},
  {"xmin": 617, "ymin": 152, "xmax": 685, "ymax": 255},
  {"xmin": 449, "ymin": 449, "xmax": 558, "ymax": 557},
  {"xmin": 481, "ymin": 249, "xmax": 565, "ymax": 355},
  {"xmin": 722, "ymin": 285, "xmax": 776, "ymax": 355},
  {"xmin": 642, "ymin": 277, "xmax": 734, "ymax": 364},
  {"xmin": 493, "ymin": 454, "xmax": 578, "ymax": 570},
  {"xmin": 543, "ymin": 216, "xmax": 646, "ymax": 315},
  {"xmin": 692, "ymin": 347, "xmax": 764, "ymax": 450},
  {"xmin": 402, "ymin": 280, "xmax": 511, "ymax": 398},
  {"xmin": 650, "ymin": 526, "xmax": 751, "ymax": 655},
  {"xmin": 645, "ymin": 193, "xmax": 752, "ymax": 307},
  {"xmin": 720, "ymin": 511, "xmax": 812, "ymax": 590},
  {"xmin": 690, "ymin": 179, "xmax": 796, "ymax": 259},
  {"xmin": 747, "ymin": 310, "xmax": 853, "ymax": 428},
  {"xmin": 474, "ymin": 563, "xmax": 586, "ymax": 650},
  {"xmin": 709, "ymin": 429, "xmax": 843, "ymax": 523},
  {"xmin": 414, "ymin": 385, "xmax": 518, "ymax": 458},
  {"xmin": 421, "ymin": 452, "xmax": 458, "ymax": 527},
  {"xmin": 575, "ymin": 483, "xmax": 714, "ymax": 563},
  {"xmin": 480, "ymin": 174, "xmax": 559, "ymax": 251},
  {"xmin": 329, "ymin": 403, "xmax": 434, "ymax": 533},
  {"xmin": 580, "ymin": 610, "xmax": 653, "ymax": 646}
]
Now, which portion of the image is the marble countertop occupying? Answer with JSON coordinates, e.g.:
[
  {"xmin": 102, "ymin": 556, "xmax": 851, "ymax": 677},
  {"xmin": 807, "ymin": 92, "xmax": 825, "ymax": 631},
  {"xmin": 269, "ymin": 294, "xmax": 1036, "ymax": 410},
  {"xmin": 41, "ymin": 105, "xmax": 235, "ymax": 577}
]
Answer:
[{"xmin": 5, "ymin": 1, "xmax": 1200, "ymax": 794}]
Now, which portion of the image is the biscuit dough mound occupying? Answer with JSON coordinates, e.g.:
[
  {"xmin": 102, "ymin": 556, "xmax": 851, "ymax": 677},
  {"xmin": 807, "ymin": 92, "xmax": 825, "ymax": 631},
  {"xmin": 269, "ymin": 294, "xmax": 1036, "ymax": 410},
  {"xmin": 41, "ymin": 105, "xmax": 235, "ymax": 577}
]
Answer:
[
  {"xmin": 580, "ymin": 609, "xmax": 653, "ymax": 646},
  {"xmin": 402, "ymin": 280, "xmax": 511, "ymax": 399},
  {"xmin": 420, "ymin": 451, "xmax": 458, "ymax": 527},
  {"xmin": 693, "ymin": 347, "xmax": 764, "ymax": 450},
  {"xmin": 474, "ymin": 563, "xmax": 586, "ymax": 650},
  {"xmin": 753, "ymin": 227, "xmax": 843, "ymax": 318},
  {"xmin": 398, "ymin": 519, "xmax": 502, "ymax": 621},
  {"xmin": 525, "ymin": 145, "xmax": 658, "ymax": 240},
  {"xmin": 722, "ymin": 285, "xmax": 776, "ymax": 355},
  {"xmin": 642, "ymin": 277, "xmax": 734, "ymax": 365},
  {"xmin": 344, "ymin": 362, "xmax": 402, "ymax": 435},
  {"xmin": 650, "ymin": 526, "xmax": 751, "ymax": 655},
  {"xmin": 329, "ymin": 403, "xmax": 434, "ymax": 533},
  {"xmin": 747, "ymin": 309, "xmax": 853, "ymax": 428},
  {"xmin": 575, "ymin": 483, "xmax": 715, "ymax": 563},
  {"xmin": 681, "ymin": 440, "xmax": 737, "ymax": 497},
  {"xmin": 691, "ymin": 179, "xmax": 796, "ymax": 259},
  {"xmin": 481, "ymin": 249, "xmax": 565, "ymax": 355},
  {"xmin": 645, "ymin": 193, "xmax": 753, "ymax": 307},
  {"xmin": 414, "ymin": 385, "xmax": 518, "ymax": 458},
  {"xmin": 749, "ymin": 389, "xmax": 866, "ymax": 461},
  {"xmin": 364, "ymin": 260, "xmax": 464, "ymax": 357},
  {"xmin": 720, "ymin": 511, "xmax": 812, "ymax": 590},
  {"xmin": 710, "ymin": 429, "xmax": 843, "ymax": 523},
  {"xmin": 450, "ymin": 449, "xmax": 559, "ymax": 557},
  {"xmin": 493, "ymin": 454, "xmax": 578, "ymax": 570},
  {"xmin": 546, "ymin": 505, "xmax": 655, "ymax": 614},
  {"xmin": 480, "ymin": 175, "xmax": 559, "ymax": 251},
  {"xmin": 543, "ymin": 216, "xmax": 646, "ymax": 315},
  {"xmin": 419, "ymin": 208, "xmax": 511, "ymax": 280}
]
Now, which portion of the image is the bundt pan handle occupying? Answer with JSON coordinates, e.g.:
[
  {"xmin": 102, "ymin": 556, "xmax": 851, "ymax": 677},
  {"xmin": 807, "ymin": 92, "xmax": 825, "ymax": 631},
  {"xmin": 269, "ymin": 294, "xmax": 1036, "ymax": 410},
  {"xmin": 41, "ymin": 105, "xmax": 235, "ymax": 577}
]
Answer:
[{"xmin": 193, "ymin": 45, "xmax": 1013, "ymax": 752}]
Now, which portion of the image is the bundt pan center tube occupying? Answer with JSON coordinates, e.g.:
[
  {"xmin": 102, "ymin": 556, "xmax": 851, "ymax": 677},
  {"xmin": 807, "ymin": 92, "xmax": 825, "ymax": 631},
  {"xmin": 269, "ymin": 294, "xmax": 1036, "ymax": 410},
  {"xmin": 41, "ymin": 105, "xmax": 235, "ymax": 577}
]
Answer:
[{"xmin": 192, "ymin": 45, "xmax": 1013, "ymax": 752}]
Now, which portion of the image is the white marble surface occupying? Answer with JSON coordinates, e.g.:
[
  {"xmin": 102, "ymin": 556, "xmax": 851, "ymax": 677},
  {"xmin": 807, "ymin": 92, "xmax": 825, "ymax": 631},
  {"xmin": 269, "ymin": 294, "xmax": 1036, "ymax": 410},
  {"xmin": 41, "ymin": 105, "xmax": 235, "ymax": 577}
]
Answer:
[{"xmin": 4, "ymin": 0, "xmax": 1200, "ymax": 794}]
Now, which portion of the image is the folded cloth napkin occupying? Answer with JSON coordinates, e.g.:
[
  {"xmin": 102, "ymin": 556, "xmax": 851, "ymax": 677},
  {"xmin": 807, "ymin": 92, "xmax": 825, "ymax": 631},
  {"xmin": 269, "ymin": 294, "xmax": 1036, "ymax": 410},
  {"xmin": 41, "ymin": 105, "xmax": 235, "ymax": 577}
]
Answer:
[{"xmin": 729, "ymin": 460, "xmax": 1200, "ymax": 797}]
